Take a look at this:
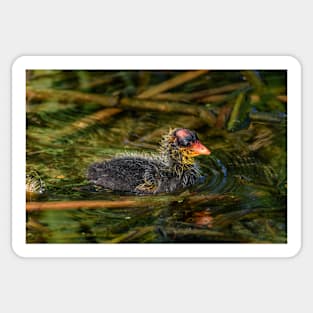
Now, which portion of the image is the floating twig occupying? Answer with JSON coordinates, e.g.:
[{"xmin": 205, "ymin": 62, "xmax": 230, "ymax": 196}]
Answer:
[
  {"xmin": 249, "ymin": 111, "xmax": 287, "ymax": 123},
  {"xmin": 199, "ymin": 94, "xmax": 231, "ymax": 103},
  {"xmin": 227, "ymin": 92, "xmax": 246, "ymax": 131},
  {"xmin": 26, "ymin": 193, "xmax": 233, "ymax": 212},
  {"xmin": 153, "ymin": 82, "xmax": 249, "ymax": 101},
  {"xmin": 137, "ymin": 70, "xmax": 209, "ymax": 99},
  {"xmin": 197, "ymin": 82, "xmax": 249, "ymax": 98},
  {"xmin": 241, "ymin": 70, "xmax": 265, "ymax": 93},
  {"xmin": 26, "ymin": 199, "xmax": 150, "ymax": 212},
  {"xmin": 27, "ymin": 87, "xmax": 119, "ymax": 107}
]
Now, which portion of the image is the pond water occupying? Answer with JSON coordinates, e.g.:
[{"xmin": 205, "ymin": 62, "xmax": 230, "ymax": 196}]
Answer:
[{"xmin": 26, "ymin": 70, "xmax": 287, "ymax": 243}]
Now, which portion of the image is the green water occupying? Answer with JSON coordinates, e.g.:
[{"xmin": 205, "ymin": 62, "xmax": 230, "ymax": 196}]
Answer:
[{"xmin": 26, "ymin": 70, "xmax": 287, "ymax": 243}]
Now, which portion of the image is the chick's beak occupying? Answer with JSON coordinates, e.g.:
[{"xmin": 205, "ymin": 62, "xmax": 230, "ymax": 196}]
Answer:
[{"xmin": 189, "ymin": 141, "xmax": 211, "ymax": 156}]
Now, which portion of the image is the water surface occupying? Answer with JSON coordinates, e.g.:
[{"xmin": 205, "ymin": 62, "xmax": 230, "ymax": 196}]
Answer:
[{"xmin": 26, "ymin": 70, "xmax": 287, "ymax": 243}]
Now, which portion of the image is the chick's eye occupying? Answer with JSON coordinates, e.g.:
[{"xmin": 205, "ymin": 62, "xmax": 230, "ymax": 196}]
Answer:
[{"xmin": 180, "ymin": 139, "xmax": 191, "ymax": 147}]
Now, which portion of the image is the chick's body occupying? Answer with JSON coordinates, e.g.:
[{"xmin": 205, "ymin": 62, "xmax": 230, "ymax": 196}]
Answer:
[{"xmin": 87, "ymin": 128, "xmax": 210, "ymax": 194}]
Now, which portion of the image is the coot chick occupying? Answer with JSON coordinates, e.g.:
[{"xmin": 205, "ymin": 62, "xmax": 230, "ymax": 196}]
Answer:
[{"xmin": 87, "ymin": 128, "xmax": 211, "ymax": 194}]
